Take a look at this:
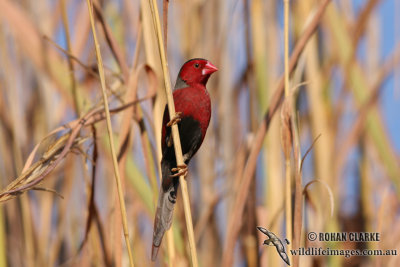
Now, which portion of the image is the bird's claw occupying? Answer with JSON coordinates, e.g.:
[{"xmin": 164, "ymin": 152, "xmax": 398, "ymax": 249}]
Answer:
[
  {"xmin": 170, "ymin": 164, "xmax": 188, "ymax": 178},
  {"xmin": 167, "ymin": 112, "xmax": 182, "ymax": 127}
]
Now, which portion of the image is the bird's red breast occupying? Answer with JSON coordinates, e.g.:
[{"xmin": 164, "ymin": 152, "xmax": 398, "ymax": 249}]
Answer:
[{"xmin": 161, "ymin": 86, "xmax": 211, "ymax": 151}]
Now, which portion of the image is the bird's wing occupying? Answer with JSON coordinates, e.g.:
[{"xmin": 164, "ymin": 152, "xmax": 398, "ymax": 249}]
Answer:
[{"xmin": 275, "ymin": 242, "xmax": 290, "ymax": 266}]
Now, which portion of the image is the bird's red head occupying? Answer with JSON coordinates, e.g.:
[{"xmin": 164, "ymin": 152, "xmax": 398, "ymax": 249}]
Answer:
[{"xmin": 177, "ymin": 58, "xmax": 218, "ymax": 87}]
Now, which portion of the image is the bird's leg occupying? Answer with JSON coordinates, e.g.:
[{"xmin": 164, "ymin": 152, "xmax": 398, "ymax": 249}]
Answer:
[
  {"xmin": 167, "ymin": 112, "xmax": 183, "ymax": 127},
  {"xmin": 170, "ymin": 164, "xmax": 188, "ymax": 178}
]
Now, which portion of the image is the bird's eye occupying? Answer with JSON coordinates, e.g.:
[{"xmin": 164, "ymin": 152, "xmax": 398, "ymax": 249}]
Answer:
[{"xmin": 194, "ymin": 63, "xmax": 200, "ymax": 68}]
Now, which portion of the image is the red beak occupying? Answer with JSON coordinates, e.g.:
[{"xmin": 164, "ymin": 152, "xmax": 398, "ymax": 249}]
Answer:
[{"xmin": 202, "ymin": 61, "xmax": 218, "ymax": 75}]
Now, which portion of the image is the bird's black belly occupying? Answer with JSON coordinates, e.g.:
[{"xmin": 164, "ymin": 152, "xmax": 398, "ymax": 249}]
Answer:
[{"xmin": 163, "ymin": 115, "xmax": 203, "ymax": 165}]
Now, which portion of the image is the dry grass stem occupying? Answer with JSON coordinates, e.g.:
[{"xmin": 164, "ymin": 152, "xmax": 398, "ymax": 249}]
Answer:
[
  {"xmin": 85, "ymin": 1, "xmax": 134, "ymax": 266},
  {"xmin": 148, "ymin": 0, "xmax": 198, "ymax": 265}
]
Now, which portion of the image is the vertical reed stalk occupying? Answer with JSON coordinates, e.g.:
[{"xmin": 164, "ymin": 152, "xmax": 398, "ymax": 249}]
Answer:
[
  {"xmin": 283, "ymin": 1, "xmax": 292, "ymax": 265},
  {"xmin": 161, "ymin": 1, "xmax": 176, "ymax": 263},
  {"xmin": 85, "ymin": 1, "xmax": 134, "ymax": 266},
  {"xmin": 284, "ymin": 0, "xmax": 290, "ymax": 99},
  {"xmin": 147, "ymin": 0, "xmax": 198, "ymax": 265},
  {"xmin": 0, "ymin": 207, "xmax": 5, "ymax": 267}
]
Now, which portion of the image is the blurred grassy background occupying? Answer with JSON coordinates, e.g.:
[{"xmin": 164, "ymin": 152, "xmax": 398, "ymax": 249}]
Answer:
[{"xmin": 0, "ymin": 0, "xmax": 400, "ymax": 266}]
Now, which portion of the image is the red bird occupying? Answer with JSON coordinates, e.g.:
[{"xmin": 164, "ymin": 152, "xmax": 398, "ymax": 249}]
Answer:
[{"xmin": 151, "ymin": 58, "xmax": 218, "ymax": 261}]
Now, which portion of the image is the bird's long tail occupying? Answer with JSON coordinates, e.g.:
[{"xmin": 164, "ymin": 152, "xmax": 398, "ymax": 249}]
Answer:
[{"xmin": 151, "ymin": 159, "xmax": 179, "ymax": 261}]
